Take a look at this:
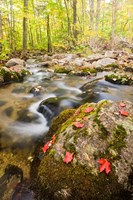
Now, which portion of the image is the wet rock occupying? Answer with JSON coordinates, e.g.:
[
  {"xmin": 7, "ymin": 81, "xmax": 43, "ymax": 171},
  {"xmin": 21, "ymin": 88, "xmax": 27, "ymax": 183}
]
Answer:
[
  {"xmin": 6, "ymin": 58, "xmax": 25, "ymax": 67},
  {"xmin": 36, "ymin": 61, "xmax": 52, "ymax": 68},
  {"xmin": 105, "ymin": 72, "xmax": 133, "ymax": 85},
  {"xmin": 33, "ymin": 100, "xmax": 133, "ymax": 200},
  {"xmin": 37, "ymin": 97, "xmax": 61, "ymax": 125}
]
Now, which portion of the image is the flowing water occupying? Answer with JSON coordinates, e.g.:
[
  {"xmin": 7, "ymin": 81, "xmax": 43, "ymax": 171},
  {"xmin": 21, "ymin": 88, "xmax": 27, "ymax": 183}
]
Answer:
[{"xmin": 0, "ymin": 63, "xmax": 133, "ymax": 199}]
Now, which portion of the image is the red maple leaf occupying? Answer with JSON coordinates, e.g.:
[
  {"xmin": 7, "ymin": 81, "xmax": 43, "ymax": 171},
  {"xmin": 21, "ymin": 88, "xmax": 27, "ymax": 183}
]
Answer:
[
  {"xmin": 63, "ymin": 152, "xmax": 74, "ymax": 164},
  {"xmin": 83, "ymin": 117, "xmax": 88, "ymax": 121},
  {"xmin": 97, "ymin": 158, "xmax": 111, "ymax": 174},
  {"xmin": 84, "ymin": 107, "xmax": 94, "ymax": 113},
  {"xmin": 74, "ymin": 108, "xmax": 80, "ymax": 116},
  {"xmin": 51, "ymin": 134, "xmax": 56, "ymax": 144},
  {"xmin": 119, "ymin": 102, "xmax": 126, "ymax": 107},
  {"xmin": 73, "ymin": 122, "xmax": 85, "ymax": 128},
  {"xmin": 119, "ymin": 109, "xmax": 129, "ymax": 116},
  {"xmin": 42, "ymin": 141, "xmax": 52, "ymax": 153}
]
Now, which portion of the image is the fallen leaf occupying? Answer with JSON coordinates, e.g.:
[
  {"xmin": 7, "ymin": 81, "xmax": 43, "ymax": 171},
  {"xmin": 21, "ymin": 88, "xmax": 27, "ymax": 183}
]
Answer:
[
  {"xmin": 119, "ymin": 102, "xmax": 126, "ymax": 107},
  {"xmin": 119, "ymin": 109, "xmax": 129, "ymax": 116},
  {"xmin": 74, "ymin": 108, "xmax": 80, "ymax": 116},
  {"xmin": 63, "ymin": 152, "xmax": 74, "ymax": 164},
  {"xmin": 97, "ymin": 158, "xmax": 111, "ymax": 174},
  {"xmin": 83, "ymin": 117, "xmax": 88, "ymax": 121},
  {"xmin": 42, "ymin": 141, "xmax": 51, "ymax": 153},
  {"xmin": 73, "ymin": 122, "xmax": 85, "ymax": 128},
  {"xmin": 51, "ymin": 134, "xmax": 56, "ymax": 144},
  {"xmin": 85, "ymin": 107, "xmax": 94, "ymax": 113}
]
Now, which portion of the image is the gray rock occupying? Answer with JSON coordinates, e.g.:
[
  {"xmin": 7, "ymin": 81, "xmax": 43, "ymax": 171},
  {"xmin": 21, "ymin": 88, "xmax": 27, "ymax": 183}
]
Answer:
[
  {"xmin": 6, "ymin": 58, "xmax": 25, "ymax": 67},
  {"xmin": 36, "ymin": 61, "xmax": 52, "ymax": 68},
  {"xmin": 34, "ymin": 100, "xmax": 133, "ymax": 200},
  {"xmin": 92, "ymin": 58, "xmax": 116, "ymax": 69}
]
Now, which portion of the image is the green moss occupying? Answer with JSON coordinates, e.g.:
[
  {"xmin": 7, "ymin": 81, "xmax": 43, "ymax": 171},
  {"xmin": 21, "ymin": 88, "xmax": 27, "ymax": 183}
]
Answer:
[
  {"xmin": 108, "ymin": 125, "xmax": 127, "ymax": 154},
  {"xmin": 33, "ymin": 154, "xmax": 126, "ymax": 200},
  {"xmin": 82, "ymin": 67, "xmax": 97, "ymax": 74},
  {"xmin": 105, "ymin": 73, "xmax": 133, "ymax": 85},
  {"xmin": 54, "ymin": 67, "xmax": 71, "ymax": 74},
  {"xmin": 49, "ymin": 109, "xmax": 75, "ymax": 135}
]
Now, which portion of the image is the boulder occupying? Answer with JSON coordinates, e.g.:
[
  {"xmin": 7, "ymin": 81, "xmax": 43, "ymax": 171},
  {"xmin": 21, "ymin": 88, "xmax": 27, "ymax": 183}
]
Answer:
[
  {"xmin": 0, "ymin": 66, "xmax": 30, "ymax": 84},
  {"xmin": 105, "ymin": 72, "xmax": 133, "ymax": 85},
  {"xmin": 92, "ymin": 58, "xmax": 117, "ymax": 71},
  {"xmin": 6, "ymin": 58, "xmax": 25, "ymax": 67},
  {"xmin": 32, "ymin": 100, "xmax": 133, "ymax": 200}
]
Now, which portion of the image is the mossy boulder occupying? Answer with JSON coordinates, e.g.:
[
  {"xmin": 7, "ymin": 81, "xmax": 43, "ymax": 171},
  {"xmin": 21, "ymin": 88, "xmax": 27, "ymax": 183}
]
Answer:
[
  {"xmin": 105, "ymin": 72, "xmax": 133, "ymax": 85},
  {"xmin": 32, "ymin": 100, "xmax": 133, "ymax": 200},
  {"xmin": 0, "ymin": 66, "xmax": 30, "ymax": 84}
]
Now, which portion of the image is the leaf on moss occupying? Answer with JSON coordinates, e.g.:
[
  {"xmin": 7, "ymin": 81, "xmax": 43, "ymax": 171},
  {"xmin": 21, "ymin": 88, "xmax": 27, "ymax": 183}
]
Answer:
[
  {"xmin": 63, "ymin": 151, "xmax": 74, "ymax": 164},
  {"xmin": 119, "ymin": 109, "xmax": 129, "ymax": 116},
  {"xmin": 73, "ymin": 122, "xmax": 85, "ymax": 128},
  {"xmin": 119, "ymin": 102, "xmax": 126, "ymax": 107},
  {"xmin": 83, "ymin": 117, "xmax": 88, "ymax": 121},
  {"xmin": 51, "ymin": 134, "xmax": 56, "ymax": 144},
  {"xmin": 74, "ymin": 108, "xmax": 80, "ymax": 116},
  {"xmin": 42, "ymin": 142, "xmax": 52, "ymax": 153},
  {"xmin": 84, "ymin": 107, "xmax": 94, "ymax": 113},
  {"xmin": 97, "ymin": 158, "xmax": 111, "ymax": 174}
]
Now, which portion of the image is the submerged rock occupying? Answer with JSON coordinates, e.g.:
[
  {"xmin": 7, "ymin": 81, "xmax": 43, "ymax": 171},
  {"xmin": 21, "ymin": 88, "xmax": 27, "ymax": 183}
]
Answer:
[{"xmin": 32, "ymin": 100, "xmax": 133, "ymax": 200}]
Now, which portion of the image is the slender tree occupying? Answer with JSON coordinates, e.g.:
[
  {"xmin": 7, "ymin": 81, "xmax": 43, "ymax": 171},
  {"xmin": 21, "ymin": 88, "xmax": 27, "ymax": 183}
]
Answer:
[
  {"xmin": 23, "ymin": 0, "xmax": 28, "ymax": 55},
  {"xmin": 95, "ymin": 0, "xmax": 101, "ymax": 31},
  {"xmin": 47, "ymin": 14, "xmax": 52, "ymax": 52},
  {"xmin": 89, "ymin": 0, "xmax": 94, "ymax": 30},
  {"xmin": 111, "ymin": 0, "xmax": 117, "ymax": 45},
  {"xmin": 73, "ymin": 0, "xmax": 77, "ymax": 44}
]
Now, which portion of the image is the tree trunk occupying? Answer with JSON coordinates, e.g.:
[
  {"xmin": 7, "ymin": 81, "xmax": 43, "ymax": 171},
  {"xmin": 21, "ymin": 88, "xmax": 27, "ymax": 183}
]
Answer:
[
  {"xmin": 0, "ymin": 10, "xmax": 2, "ymax": 52},
  {"xmin": 47, "ymin": 14, "xmax": 52, "ymax": 52},
  {"xmin": 89, "ymin": 0, "xmax": 94, "ymax": 30},
  {"xmin": 73, "ymin": 0, "xmax": 77, "ymax": 45},
  {"xmin": 111, "ymin": 0, "xmax": 117, "ymax": 46},
  {"xmin": 81, "ymin": 0, "xmax": 85, "ymax": 32},
  {"xmin": 64, "ymin": 0, "xmax": 71, "ymax": 38},
  {"xmin": 23, "ymin": 0, "xmax": 28, "ymax": 56},
  {"xmin": 96, "ymin": 0, "xmax": 101, "ymax": 31}
]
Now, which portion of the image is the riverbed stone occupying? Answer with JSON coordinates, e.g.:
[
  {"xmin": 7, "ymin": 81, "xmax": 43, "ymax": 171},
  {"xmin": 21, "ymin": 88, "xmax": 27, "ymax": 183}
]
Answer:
[
  {"xmin": 92, "ymin": 58, "xmax": 117, "ymax": 71},
  {"xmin": 6, "ymin": 58, "xmax": 25, "ymax": 67},
  {"xmin": 32, "ymin": 100, "xmax": 133, "ymax": 200}
]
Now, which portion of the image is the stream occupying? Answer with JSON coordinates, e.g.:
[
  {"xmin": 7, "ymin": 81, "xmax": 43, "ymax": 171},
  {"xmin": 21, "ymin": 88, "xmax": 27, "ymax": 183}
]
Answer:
[{"xmin": 0, "ymin": 62, "xmax": 133, "ymax": 199}]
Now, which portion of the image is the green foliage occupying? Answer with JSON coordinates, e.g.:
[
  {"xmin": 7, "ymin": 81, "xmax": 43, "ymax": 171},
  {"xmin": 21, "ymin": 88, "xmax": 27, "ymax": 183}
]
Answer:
[{"xmin": 0, "ymin": 0, "xmax": 132, "ymax": 53}]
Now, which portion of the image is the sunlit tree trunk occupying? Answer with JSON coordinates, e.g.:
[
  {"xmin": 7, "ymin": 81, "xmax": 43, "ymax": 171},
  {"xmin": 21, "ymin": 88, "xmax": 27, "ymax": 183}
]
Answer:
[
  {"xmin": 96, "ymin": 0, "xmax": 101, "ymax": 31},
  {"xmin": 0, "ymin": 10, "xmax": 2, "ymax": 52},
  {"xmin": 111, "ymin": 0, "xmax": 117, "ymax": 46},
  {"xmin": 81, "ymin": 0, "xmax": 85, "ymax": 32},
  {"xmin": 89, "ymin": 0, "xmax": 94, "ymax": 30},
  {"xmin": 64, "ymin": 0, "xmax": 71, "ymax": 38},
  {"xmin": 23, "ymin": 0, "xmax": 28, "ymax": 55},
  {"xmin": 47, "ymin": 14, "xmax": 52, "ymax": 52},
  {"xmin": 73, "ymin": 0, "xmax": 77, "ymax": 45}
]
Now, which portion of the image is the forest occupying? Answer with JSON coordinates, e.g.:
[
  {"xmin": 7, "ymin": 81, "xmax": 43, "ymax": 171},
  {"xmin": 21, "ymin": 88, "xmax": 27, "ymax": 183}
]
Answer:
[
  {"xmin": 0, "ymin": 0, "xmax": 133, "ymax": 58},
  {"xmin": 0, "ymin": 1, "xmax": 133, "ymax": 200}
]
